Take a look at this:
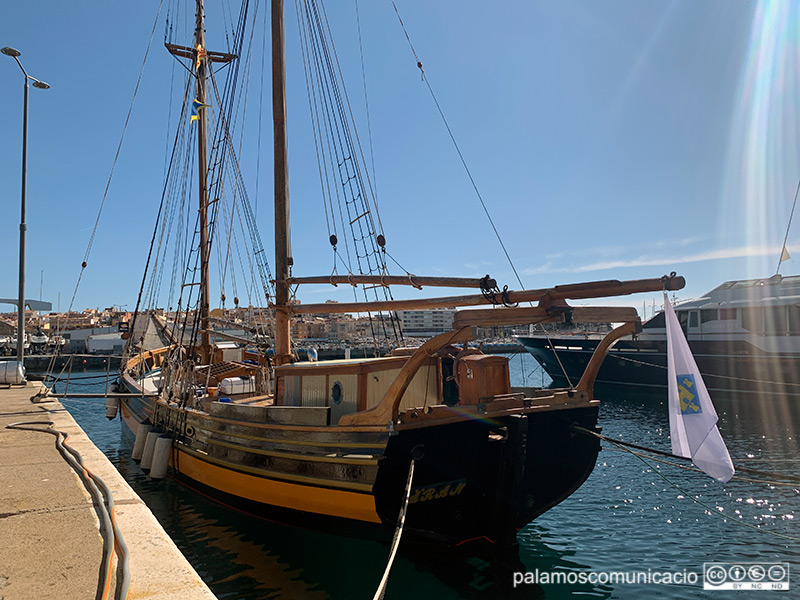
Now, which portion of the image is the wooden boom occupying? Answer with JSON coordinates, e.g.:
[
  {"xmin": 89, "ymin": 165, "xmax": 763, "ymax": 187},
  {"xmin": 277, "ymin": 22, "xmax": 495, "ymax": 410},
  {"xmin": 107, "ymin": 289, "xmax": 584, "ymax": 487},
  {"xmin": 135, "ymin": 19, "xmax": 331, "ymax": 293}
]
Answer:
[
  {"xmin": 451, "ymin": 306, "xmax": 640, "ymax": 328},
  {"xmin": 284, "ymin": 275, "xmax": 496, "ymax": 289},
  {"xmin": 289, "ymin": 274, "xmax": 685, "ymax": 315}
]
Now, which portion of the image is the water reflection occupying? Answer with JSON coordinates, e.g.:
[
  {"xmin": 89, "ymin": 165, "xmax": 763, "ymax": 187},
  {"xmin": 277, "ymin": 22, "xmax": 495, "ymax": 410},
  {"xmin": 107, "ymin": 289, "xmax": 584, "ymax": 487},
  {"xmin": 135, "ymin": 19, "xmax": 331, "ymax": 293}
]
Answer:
[{"xmin": 54, "ymin": 359, "xmax": 799, "ymax": 600}]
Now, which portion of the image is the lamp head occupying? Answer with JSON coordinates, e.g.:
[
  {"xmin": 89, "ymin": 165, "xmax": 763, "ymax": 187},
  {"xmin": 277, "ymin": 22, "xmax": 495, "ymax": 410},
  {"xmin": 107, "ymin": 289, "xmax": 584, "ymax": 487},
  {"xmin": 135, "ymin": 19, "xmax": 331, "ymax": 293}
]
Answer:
[
  {"xmin": 1, "ymin": 47, "xmax": 21, "ymax": 57},
  {"xmin": 32, "ymin": 80, "xmax": 49, "ymax": 90}
]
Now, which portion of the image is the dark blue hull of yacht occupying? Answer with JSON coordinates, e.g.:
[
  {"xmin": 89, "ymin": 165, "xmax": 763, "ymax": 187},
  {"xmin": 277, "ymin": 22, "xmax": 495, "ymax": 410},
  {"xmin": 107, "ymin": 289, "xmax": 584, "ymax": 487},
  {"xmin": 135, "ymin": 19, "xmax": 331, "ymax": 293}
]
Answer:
[{"xmin": 516, "ymin": 336, "xmax": 800, "ymax": 398}]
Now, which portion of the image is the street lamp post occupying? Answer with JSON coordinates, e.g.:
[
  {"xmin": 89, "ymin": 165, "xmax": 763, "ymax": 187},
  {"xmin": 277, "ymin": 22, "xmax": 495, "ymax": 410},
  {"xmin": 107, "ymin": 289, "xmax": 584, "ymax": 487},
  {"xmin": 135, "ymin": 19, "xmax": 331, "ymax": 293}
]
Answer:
[{"xmin": 2, "ymin": 46, "xmax": 49, "ymax": 364}]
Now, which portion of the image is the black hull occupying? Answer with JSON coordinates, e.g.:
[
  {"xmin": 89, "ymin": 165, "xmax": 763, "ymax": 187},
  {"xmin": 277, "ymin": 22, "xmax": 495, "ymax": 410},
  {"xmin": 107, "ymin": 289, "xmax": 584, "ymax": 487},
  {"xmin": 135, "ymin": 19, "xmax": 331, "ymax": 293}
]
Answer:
[
  {"xmin": 376, "ymin": 406, "xmax": 600, "ymax": 545},
  {"xmin": 517, "ymin": 336, "xmax": 800, "ymax": 398}
]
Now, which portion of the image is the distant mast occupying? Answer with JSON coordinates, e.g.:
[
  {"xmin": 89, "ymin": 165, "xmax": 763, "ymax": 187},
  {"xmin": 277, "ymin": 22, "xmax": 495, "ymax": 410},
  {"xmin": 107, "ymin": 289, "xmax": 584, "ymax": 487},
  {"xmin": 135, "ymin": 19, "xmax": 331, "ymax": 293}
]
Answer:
[{"xmin": 272, "ymin": 0, "xmax": 291, "ymax": 365}]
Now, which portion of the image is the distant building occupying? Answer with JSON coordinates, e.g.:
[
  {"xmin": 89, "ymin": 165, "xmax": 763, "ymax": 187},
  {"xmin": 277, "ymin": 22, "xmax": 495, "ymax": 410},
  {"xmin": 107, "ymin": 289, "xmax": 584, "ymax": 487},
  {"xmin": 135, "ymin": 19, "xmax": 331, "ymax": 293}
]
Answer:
[
  {"xmin": 62, "ymin": 326, "xmax": 118, "ymax": 353},
  {"xmin": 396, "ymin": 308, "xmax": 456, "ymax": 338},
  {"xmin": 87, "ymin": 332, "xmax": 125, "ymax": 355}
]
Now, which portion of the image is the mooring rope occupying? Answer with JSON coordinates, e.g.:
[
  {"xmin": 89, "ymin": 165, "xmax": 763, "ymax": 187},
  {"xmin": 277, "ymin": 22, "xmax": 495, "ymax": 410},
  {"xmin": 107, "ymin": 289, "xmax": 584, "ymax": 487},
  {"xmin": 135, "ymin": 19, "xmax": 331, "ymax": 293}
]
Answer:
[
  {"xmin": 571, "ymin": 425, "xmax": 800, "ymax": 543},
  {"xmin": 600, "ymin": 446, "xmax": 800, "ymax": 488},
  {"xmin": 571, "ymin": 425, "xmax": 800, "ymax": 483},
  {"xmin": 373, "ymin": 459, "xmax": 415, "ymax": 600}
]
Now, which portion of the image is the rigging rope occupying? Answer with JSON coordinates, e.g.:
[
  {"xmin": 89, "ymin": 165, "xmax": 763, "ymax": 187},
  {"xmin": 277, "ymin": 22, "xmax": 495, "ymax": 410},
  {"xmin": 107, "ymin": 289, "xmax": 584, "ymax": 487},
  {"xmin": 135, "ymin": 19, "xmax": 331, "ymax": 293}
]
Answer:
[
  {"xmin": 388, "ymin": 0, "xmax": 525, "ymax": 292},
  {"xmin": 384, "ymin": 1, "xmax": 584, "ymax": 383},
  {"xmin": 776, "ymin": 176, "xmax": 800, "ymax": 275},
  {"xmin": 67, "ymin": 0, "xmax": 165, "ymax": 318},
  {"xmin": 354, "ymin": 0, "xmax": 381, "ymax": 219},
  {"xmin": 298, "ymin": 0, "xmax": 404, "ymax": 347}
]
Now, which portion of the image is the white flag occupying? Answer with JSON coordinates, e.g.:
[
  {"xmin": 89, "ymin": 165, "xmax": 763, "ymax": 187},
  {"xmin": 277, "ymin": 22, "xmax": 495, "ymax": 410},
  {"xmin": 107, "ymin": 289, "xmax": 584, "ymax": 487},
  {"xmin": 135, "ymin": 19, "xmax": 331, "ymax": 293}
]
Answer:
[{"xmin": 664, "ymin": 294, "xmax": 734, "ymax": 482}]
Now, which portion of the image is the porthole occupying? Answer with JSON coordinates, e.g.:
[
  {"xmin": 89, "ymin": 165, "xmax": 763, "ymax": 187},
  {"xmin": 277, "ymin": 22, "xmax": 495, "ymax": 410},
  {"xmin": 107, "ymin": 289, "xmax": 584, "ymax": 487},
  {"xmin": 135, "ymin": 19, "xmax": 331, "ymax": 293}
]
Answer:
[{"xmin": 331, "ymin": 381, "xmax": 343, "ymax": 405}]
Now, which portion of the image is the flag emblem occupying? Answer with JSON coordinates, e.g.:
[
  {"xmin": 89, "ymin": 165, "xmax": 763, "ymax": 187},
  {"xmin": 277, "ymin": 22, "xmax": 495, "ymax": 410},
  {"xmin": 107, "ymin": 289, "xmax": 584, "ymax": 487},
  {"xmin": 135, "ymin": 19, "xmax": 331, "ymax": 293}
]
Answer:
[
  {"xmin": 677, "ymin": 374, "xmax": 702, "ymax": 414},
  {"xmin": 195, "ymin": 44, "xmax": 207, "ymax": 70}
]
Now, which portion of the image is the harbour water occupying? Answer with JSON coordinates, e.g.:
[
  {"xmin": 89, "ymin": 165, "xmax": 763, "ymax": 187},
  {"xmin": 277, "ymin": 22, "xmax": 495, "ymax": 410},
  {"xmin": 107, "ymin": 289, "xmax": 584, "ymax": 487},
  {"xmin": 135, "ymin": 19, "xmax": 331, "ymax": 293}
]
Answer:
[{"xmin": 53, "ymin": 353, "xmax": 798, "ymax": 599}]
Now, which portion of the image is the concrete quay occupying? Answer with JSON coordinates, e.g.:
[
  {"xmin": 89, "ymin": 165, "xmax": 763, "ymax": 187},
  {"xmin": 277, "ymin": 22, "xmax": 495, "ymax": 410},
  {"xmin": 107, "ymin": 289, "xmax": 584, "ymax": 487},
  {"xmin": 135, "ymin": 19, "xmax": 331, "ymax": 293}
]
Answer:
[{"xmin": 0, "ymin": 382, "xmax": 217, "ymax": 600}]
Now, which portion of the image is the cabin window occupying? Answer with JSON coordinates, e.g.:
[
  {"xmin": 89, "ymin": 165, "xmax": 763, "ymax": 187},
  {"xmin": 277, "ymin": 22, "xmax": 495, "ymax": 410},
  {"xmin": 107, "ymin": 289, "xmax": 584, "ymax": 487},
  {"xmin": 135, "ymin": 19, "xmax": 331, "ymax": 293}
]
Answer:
[
  {"xmin": 718, "ymin": 308, "xmax": 737, "ymax": 320},
  {"xmin": 689, "ymin": 311, "xmax": 699, "ymax": 329},
  {"xmin": 764, "ymin": 307, "xmax": 788, "ymax": 335},
  {"xmin": 740, "ymin": 308, "xmax": 756, "ymax": 331},
  {"xmin": 789, "ymin": 306, "xmax": 800, "ymax": 333},
  {"xmin": 678, "ymin": 311, "xmax": 689, "ymax": 333},
  {"xmin": 700, "ymin": 309, "xmax": 718, "ymax": 324}
]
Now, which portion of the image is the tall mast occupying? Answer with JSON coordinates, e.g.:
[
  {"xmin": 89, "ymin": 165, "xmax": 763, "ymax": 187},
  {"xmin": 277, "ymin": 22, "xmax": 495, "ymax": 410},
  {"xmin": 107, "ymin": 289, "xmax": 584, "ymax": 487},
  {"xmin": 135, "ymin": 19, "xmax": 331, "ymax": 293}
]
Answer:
[
  {"xmin": 272, "ymin": 0, "xmax": 291, "ymax": 364},
  {"xmin": 196, "ymin": 0, "xmax": 212, "ymax": 363}
]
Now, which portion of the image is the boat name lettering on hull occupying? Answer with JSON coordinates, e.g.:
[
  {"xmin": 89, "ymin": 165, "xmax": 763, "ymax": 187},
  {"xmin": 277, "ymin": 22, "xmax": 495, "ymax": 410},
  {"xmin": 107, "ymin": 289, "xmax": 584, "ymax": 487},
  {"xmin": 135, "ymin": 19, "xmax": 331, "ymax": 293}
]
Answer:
[{"xmin": 409, "ymin": 480, "xmax": 466, "ymax": 504}]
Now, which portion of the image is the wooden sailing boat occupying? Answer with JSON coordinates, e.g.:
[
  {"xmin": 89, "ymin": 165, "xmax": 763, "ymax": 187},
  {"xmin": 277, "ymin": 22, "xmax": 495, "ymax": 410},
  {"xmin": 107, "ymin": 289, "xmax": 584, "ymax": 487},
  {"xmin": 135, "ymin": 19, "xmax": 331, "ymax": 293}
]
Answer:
[{"xmin": 117, "ymin": 0, "xmax": 685, "ymax": 549}]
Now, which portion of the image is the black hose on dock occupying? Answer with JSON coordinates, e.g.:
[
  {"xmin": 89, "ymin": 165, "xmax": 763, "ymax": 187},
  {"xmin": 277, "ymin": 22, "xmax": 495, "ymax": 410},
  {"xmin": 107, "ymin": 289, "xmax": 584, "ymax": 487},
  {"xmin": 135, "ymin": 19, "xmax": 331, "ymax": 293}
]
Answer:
[{"xmin": 5, "ymin": 421, "xmax": 131, "ymax": 600}]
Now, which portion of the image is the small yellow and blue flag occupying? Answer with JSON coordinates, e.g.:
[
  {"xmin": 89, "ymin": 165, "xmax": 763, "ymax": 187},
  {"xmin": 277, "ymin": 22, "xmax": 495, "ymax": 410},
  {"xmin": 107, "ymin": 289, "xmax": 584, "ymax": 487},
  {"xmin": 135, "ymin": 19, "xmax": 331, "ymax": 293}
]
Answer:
[{"xmin": 190, "ymin": 99, "xmax": 211, "ymax": 123}]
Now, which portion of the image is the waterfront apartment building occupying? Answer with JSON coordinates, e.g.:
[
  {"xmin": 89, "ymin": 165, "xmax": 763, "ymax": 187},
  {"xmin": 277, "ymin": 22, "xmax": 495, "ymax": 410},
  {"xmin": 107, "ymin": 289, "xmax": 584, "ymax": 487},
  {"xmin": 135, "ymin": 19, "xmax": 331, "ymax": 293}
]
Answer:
[{"xmin": 396, "ymin": 308, "xmax": 456, "ymax": 338}]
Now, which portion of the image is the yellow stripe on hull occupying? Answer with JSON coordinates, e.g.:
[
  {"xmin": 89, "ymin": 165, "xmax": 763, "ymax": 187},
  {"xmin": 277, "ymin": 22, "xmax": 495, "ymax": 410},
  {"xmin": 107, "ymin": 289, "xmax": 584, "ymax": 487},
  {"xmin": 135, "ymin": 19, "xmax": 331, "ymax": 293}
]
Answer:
[{"xmin": 175, "ymin": 449, "xmax": 382, "ymax": 523}]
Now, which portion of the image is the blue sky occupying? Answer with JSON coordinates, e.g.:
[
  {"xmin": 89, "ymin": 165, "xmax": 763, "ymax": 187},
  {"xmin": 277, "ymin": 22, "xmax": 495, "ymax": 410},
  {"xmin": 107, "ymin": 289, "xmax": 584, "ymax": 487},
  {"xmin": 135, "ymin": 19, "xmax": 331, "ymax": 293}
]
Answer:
[{"xmin": 1, "ymin": 1, "xmax": 799, "ymax": 319}]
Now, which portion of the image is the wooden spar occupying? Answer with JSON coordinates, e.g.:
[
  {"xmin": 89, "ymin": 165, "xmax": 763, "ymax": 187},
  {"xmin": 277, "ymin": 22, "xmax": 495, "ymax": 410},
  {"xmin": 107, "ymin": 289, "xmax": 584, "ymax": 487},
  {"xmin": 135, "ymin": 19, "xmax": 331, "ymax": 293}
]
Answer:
[
  {"xmin": 196, "ymin": 0, "xmax": 212, "ymax": 364},
  {"xmin": 164, "ymin": 43, "xmax": 236, "ymax": 63},
  {"xmin": 272, "ymin": 0, "xmax": 291, "ymax": 365},
  {"xmin": 451, "ymin": 306, "xmax": 640, "ymax": 328},
  {"xmin": 289, "ymin": 274, "xmax": 685, "ymax": 315},
  {"xmin": 42, "ymin": 393, "xmax": 160, "ymax": 399},
  {"xmin": 207, "ymin": 316, "xmax": 260, "ymax": 332},
  {"xmin": 284, "ymin": 275, "xmax": 497, "ymax": 289},
  {"xmin": 200, "ymin": 329, "xmax": 261, "ymax": 346},
  {"xmin": 577, "ymin": 321, "xmax": 639, "ymax": 394}
]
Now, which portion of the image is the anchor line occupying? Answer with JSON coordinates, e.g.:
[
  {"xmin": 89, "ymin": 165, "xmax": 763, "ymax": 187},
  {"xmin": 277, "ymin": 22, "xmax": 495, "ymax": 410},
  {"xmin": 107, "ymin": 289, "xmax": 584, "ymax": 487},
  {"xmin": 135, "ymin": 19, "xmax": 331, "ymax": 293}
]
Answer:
[{"xmin": 571, "ymin": 425, "xmax": 800, "ymax": 543}]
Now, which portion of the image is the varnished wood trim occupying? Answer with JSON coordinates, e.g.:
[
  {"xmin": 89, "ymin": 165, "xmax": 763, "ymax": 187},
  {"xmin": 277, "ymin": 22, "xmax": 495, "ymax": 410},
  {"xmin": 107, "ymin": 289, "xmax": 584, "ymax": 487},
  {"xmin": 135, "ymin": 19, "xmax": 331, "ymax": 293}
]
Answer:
[
  {"xmin": 452, "ymin": 306, "xmax": 640, "ymax": 328},
  {"xmin": 206, "ymin": 438, "xmax": 379, "ymax": 465},
  {"xmin": 395, "ymin": 397, "xmax": 599, "ymax": 431},
  {"xmin": 178, "ymin": 443, "xmax": 375, "ymax": 492},
  {"xmin": 285, "ymin": 275, "xmax": 495, "ymax": 289},
  {"xmin": 292, "ymin": 275, "xmax": 685, "ymax": 315},
  {"xmin": 195, "ymin": 424, "xmax": 387, "ymax": 448},
  {"xmin": 153, "ymin": 398, "xmax": 390, "ymax": 433}
]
